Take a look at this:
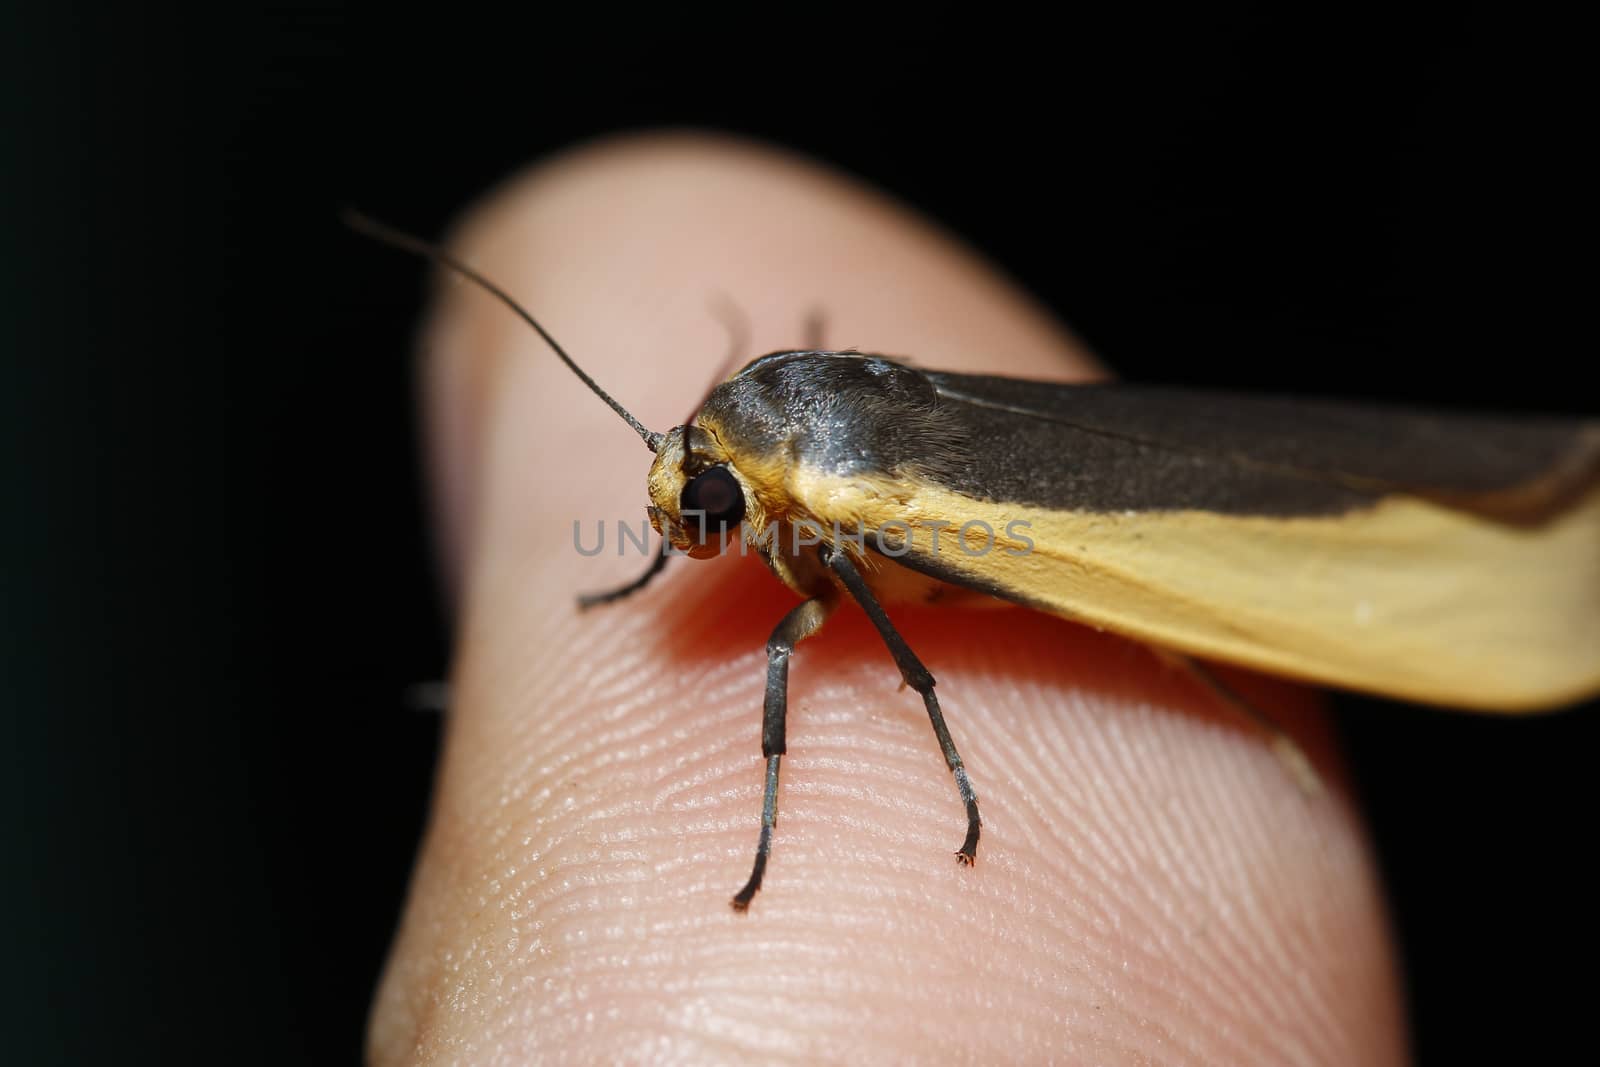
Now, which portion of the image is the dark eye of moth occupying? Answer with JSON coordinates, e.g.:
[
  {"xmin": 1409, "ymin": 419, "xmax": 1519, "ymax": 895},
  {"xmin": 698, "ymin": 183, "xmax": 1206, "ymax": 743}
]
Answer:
[{"xmin": 680, "ymin": 465, "xmax": 746, "ymax": 533}]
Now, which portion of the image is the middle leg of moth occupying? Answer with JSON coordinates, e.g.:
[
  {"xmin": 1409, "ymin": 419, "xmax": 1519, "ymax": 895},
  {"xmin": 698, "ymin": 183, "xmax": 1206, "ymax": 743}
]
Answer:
[{"xmin": 821, "ymin": 544, "xmax": 982, "ymax": 867}]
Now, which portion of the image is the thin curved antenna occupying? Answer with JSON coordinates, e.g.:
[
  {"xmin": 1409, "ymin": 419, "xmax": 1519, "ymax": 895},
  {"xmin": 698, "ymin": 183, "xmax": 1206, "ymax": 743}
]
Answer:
[
  {"xmin": 801, "ymin": 308, "xmax": 827, "ymax": 350},
  {"xmin": 344, "ymin": 211, "xmax": 663, "ymax": 452},
  {"xmin": 688, "ymin": 293, "xmax": 750, "ymax": 423}
]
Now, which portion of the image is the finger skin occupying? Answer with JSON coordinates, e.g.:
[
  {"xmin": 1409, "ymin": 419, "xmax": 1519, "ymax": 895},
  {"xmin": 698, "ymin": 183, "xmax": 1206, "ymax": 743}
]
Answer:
[{"xmin": 369, "ymin": 133, "xmax": 1405, "ymax": 1065}]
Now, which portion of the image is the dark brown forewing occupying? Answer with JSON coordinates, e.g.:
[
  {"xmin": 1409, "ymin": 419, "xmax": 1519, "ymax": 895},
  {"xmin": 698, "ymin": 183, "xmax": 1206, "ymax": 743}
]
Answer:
[{"xmin": 925, "ymin": 373, "xmax": 1600, "ymax": 523}]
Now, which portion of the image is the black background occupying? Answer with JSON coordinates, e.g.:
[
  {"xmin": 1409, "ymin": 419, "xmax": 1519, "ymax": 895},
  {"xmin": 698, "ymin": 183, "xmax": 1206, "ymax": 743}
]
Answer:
[{"xmin": 8, "ymin": 5, "xmax": 1593, "ymax": 1063}]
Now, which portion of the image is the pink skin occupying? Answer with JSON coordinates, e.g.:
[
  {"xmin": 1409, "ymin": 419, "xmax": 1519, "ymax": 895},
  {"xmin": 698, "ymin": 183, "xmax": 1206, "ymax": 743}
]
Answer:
[{"xmin": 368, "ymin": 133, "xmax": 1405, "ymax": 1065}]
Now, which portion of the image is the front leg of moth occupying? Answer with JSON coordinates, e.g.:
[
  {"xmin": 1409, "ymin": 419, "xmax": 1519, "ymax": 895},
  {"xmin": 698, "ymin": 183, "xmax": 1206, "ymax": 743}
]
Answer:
[
  {"xmin": 730, "ymin": 594, "xmax": 835, "ymax": 911},
  {"xmin": 822, "ymin": 544, "xmax": 981, "ymax": 866},
  {"xmin": 576, "ymin": 540, "xmax": 670, "ymax": 610}
]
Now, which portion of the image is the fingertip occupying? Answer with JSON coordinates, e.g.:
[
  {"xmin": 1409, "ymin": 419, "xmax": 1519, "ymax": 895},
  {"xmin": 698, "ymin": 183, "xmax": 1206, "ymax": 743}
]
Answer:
[{"xmin": 374, "ymin": 131, "xmax": 1403, "ymax": 1065}]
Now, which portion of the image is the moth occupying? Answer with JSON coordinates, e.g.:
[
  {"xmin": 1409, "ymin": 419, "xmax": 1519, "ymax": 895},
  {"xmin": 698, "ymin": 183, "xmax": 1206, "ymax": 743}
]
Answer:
[{"xmin": 350, "ymin": 213, "xmax": 1600, "ymax": 910}]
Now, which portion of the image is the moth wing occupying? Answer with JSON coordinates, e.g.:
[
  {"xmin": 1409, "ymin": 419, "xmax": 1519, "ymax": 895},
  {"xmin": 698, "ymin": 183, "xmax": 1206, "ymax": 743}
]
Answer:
[{"xmin": 797, "ymin": 375, "xmax": 1600, "ymax": 710}]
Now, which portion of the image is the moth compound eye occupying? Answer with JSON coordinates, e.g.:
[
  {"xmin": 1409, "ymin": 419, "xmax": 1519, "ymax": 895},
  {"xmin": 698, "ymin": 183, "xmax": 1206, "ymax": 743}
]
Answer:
[{"xmin": 679, "ymin": 465, "xmax": 746, "ymax": 534}]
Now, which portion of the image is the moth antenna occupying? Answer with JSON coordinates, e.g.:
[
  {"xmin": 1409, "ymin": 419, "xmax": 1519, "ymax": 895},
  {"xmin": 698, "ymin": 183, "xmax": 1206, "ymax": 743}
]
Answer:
[
  {"xmin": 343, "ymin": 210, "xmax": 663, "ymax": 452},
  {"xmin": 801, "ymin": 308, "xmax": 826, "ymax": 349},
  {"xmin": 688, "ymin": 293, "xmax": 749, "ymax": 423}
]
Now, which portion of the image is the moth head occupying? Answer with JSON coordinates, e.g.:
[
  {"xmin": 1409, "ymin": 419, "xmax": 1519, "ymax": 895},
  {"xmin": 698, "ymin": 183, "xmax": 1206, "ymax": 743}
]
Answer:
[{"xmin": 647, "ymin": 424, "xmax": 750, "ymax": 559}]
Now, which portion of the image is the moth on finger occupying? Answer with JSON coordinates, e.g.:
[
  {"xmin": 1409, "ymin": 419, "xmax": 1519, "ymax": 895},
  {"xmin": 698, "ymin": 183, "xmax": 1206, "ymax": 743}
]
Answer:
[{"xmin": 351, "ymin": 213, "xmax": 1600, "ymax": 911}]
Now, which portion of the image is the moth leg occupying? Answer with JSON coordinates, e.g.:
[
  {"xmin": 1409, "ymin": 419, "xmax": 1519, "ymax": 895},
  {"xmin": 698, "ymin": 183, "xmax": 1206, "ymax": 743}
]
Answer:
[
  {"xmin": 575, "ymin": 544, "xmax": 670, "ymax": 610},
  {"xmin": 822, "ymin": 545, "xmax": 982, "ymax": 866},
  {"xmin": 731, "ymin": 594, "xmax": 835, "ymax": 911},
  {"xmin": 1155, "ymin": 649, "xmax": 1324, "ymax": 796}
]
